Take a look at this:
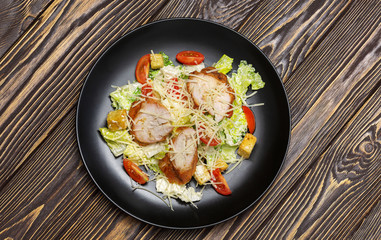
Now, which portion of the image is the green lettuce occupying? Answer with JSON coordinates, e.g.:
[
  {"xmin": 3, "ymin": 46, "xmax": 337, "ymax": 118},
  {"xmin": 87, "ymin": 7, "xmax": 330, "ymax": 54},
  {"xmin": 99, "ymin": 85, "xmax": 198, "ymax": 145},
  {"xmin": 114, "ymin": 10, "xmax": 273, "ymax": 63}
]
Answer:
[
  {"xmin": 149, "ymin": 52, "xmax": 174, "ymax": 79},
  {"xmin": 123, "ymin": 142, "xmax": 167, "ymax": 162},
  {"xmin": 213, "ymin": 54, "xmax": 233, "ymax": 74},
  {"xmin": 229, "ymin": 60, "xmax": 264, "ymax": 97},
  {"xmin": 219, "ymin": 145, "xmax": 238, "ymax": 163},
  {"xmin": 110, "ymin": 83, "xmax": 141, "ymax": 110},
  {"xmin": 147, "ymin": 161, "xmax": 161, "ymax": 173},
  {"xmin": 221, "ymin": 105, "xmax": 247, "ymax": 146},
  {"xmin": 203, "ymin": 144, "xmax": 239, "ymax": 167},
  {"xmin": 161, "ymin": 51, "xmax": 174, "ymax": 66},
  {"xmin": 99, "ymin": 128, "xmax": 132, "ymax": 157},
  {"xmin": 123, "ymin": 142, "xmax": 168, "ymax": 174}
]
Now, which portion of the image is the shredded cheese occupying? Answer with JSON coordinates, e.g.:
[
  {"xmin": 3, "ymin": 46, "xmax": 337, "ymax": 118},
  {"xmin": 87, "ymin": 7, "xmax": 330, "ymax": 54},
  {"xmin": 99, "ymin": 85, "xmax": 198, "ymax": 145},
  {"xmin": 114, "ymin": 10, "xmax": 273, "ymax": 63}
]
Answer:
[{"xmin": 105, "ymin": 57, "xmax": 264, "ymax": 207}]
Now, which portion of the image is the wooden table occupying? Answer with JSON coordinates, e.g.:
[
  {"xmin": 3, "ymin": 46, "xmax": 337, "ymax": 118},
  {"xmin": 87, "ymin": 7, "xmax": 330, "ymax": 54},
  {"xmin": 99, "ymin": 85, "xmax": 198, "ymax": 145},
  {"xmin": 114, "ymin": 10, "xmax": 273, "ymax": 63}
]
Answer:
[{"xmin": 1, "ymin": 0, "xmax": 380, "ymax": 239}]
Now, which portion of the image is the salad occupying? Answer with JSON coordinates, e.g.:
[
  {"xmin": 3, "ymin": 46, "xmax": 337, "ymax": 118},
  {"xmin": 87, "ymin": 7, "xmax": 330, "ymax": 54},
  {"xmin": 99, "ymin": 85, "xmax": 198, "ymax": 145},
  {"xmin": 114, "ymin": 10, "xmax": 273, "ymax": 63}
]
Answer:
[{"xmin": 99, "ymin": 50, "xmax": 264, "ymax": 207}]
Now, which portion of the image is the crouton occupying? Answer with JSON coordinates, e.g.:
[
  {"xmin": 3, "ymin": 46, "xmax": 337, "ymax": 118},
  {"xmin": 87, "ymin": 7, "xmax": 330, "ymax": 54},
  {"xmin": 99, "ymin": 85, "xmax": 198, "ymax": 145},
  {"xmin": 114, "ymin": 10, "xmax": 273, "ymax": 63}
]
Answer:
[
  {"xmin": 150, "ymin": 54, "xmax": 164, "ymax": 69},
  {"xmin": 107, "ymin": 109, "xmax": 128, "ymax": 131},
  {"xmin": 215, "ymin": 158, "xmax": 228, "ymax": 171},
  {"xmin": 237, "ymin": 133, "xmax": 257, "ymax": 159},
  {"xmin": 193, "ymin": 165, "xmax": 211, "ymax": 185}
]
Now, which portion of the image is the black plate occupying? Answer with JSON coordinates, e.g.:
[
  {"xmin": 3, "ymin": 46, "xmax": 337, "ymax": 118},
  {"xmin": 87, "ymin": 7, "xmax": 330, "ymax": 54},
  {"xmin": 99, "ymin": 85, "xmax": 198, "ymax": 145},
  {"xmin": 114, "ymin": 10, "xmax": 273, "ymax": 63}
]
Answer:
[{"xmin": 76, "ymin": 18, "xmax": 290, "ymax": 229}]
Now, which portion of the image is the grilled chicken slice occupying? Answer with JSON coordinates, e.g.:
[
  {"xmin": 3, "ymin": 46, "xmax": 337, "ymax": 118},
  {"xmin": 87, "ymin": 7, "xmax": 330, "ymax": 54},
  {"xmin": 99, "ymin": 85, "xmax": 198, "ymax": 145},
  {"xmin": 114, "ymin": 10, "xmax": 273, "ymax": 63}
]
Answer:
[
  {"xmin": 187, "ymin": 67, "xmax": 235, "ymax": 122},
  {"xmin": 129, "ymin": 98, "xmax": 173, "ymax": 145},
  {"xmin": 159, "ymin": 127, "xmax": 198, "ymax": 185}
]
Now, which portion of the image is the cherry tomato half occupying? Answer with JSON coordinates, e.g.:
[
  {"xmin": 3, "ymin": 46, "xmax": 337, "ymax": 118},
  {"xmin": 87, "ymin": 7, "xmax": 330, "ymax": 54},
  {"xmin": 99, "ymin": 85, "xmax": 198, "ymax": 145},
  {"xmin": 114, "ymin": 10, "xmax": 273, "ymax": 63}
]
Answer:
[
  {"xmin": 123, "ymin": 159, "xmax": 149, "ymax": 184},
  {"xmin": 226, "ymin": 108, "xmax": 234, "ymax": 119},
  {"xmin": 200, "ymin": 135, "xmax": 221, "ymax": 146},
  {"xmin": 198, "ymin": 126, "xmax": 221, "ymax": 146},
  {"xmin": 242, "ymin": 106, "xmax": 256, "ymax": 134},
  {"xmin": 210, "ymin": 168, "xmax": 231, "ymax": 195},
  {"xmin": 176, "ymin": 50, "xmax": 205, "ymax": 65},
  {"xmin": 135, "ymin": 54, "xmax": 150, "ymax": 84},
  {"xmin": 141, "ymin": 84, "xmax": 153, "ymax": 97},
  {"xmin": 167, "ymin": 78, "xmax": 180, "ymax": 96},
  {"xmin": 166, "ymin": 78, "xmax": 187, "ymax": 100}
]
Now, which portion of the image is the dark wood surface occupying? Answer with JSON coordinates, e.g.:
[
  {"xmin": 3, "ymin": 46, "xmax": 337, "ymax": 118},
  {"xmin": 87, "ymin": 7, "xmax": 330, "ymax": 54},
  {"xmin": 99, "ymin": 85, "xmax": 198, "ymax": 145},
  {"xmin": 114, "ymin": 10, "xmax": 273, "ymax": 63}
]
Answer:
[{"xmin": 0, "ymin": 0, "xmax": 380, "ymax": 239}]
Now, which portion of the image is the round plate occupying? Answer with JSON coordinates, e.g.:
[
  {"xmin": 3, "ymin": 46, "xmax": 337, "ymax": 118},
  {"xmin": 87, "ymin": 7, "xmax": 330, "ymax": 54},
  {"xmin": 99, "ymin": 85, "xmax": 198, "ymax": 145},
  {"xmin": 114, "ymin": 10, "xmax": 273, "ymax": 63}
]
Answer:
[{"xmin": 76, "ymin": 18, "xmax": 290, "ymax": 229}]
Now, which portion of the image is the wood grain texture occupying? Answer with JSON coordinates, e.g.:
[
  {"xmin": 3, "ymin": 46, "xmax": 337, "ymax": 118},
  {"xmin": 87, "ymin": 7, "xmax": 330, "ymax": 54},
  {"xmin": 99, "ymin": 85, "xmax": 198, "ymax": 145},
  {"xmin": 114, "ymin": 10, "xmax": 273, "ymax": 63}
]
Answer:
[
  {"xmin": 0, "ymin": 108, "xmax": 142, "ymax": 239},
  {"xmin": 286, "ymin": 0, "xmax": 381, "ymax": 128},
  {"xmin": 152, "ymin": 0, "xmax": 261, "ymax": 30},
  {"xmin": 0, "ymin": 0, "xmax": 52, "ymax": 57},
  {"xmin": 0, "ymin": 0, "xmax": 167, "ymax": 186},
  {"xmin": 238, "ymin": 0, "xmax": 351, "ymax": 81},
  {"xmin": 132, "ymin": 1, "xmax": 381, "ymax": 239},
  {"xmin": 253, "ymin": 85, "xmax": 381, "ymax": 239},
  {"xmin": 0, "ymin": 0, "xmax": 380, "ymax": 239},
  {"xmin": 214, "ymin": 1, "xmax": 381, "ymax": 238},
  {"xmin": 0, "ymin": 0, "xmax": 267, "ymax": 239},
  {"xmin": 352, "ymin": 200, "xmax": 381, "ymax": 240}
]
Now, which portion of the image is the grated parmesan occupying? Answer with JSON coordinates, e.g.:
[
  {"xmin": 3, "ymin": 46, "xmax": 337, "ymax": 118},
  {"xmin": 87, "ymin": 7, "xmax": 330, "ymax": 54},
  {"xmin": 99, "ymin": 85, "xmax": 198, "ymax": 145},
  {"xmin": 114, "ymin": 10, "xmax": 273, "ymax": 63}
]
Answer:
[{"xmin": 101, "ymin": 53, "xmax": 265, "ymax": 207}]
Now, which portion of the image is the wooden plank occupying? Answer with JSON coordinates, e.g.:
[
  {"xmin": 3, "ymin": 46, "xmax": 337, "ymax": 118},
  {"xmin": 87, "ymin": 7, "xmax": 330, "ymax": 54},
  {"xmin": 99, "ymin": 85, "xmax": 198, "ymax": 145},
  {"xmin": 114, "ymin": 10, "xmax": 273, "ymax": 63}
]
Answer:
[
  {"xmin": 2, "ymin": 1, "xmax": 268, "ymax": 238},
  {"xmin": 0, "ymin": 1, "xmax": 379, "ymax": 239},
  {"xmin": 0, "ymin": 0, "xmax": 52, "ymax": 57},
  {"xmin": 108, "ymin": 1, "xmax": 381, "ymax": 239},
  {"xmin": 286, "ymin": 0, "xmax": 381, "ymax": 128},
  {"xmin": 0, "ymin": 108, "xmax": 142, "ymax": 239},
  {"xmin": 105, "ymin": 1, "xmax": 380, "ymax": 239},
  {"xmin": 131, "ymin": 0, "xmax": 379, "ymax": 238},
  {"xmin": 238, "ymin": 0, "xmax": 351, "ymax": 81},
  {"xmin": 352, "ymin": 200, "xmax": 381, "ymax": 240},
  {"xmin": 0, "ymin": 1, "xmax": 270, "ymax": 238},
  {"xmin": 211, "ymin": 1, "xmax": 381, "ymax": 239},
  {"xmin": 152, "ymin": 0, "xmax": 350, "ymax": 81},
  {"xmin": 0, "ymin": 0, "xmax": 167, "ymax": 186},
  {"xmin": 152, "ymin": 0, "xmax": 262, "ymax": 30},
  {"xmin": 250, "ymin": 85, "xmax": 381, "ymax": 239}
]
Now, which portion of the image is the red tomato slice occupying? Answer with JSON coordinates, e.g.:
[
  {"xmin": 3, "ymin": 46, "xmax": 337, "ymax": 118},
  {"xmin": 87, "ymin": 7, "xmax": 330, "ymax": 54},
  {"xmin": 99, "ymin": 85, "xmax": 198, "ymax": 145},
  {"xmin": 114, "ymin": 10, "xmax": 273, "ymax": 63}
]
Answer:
[
  {"xmin": 176, "ymin": 51, "xmax": 205, "ymax": 65},
  {"xmin": 167, "ymin": 78, "xmax": 180, "ymax": 96},
  {"xmin": 198, "ymin": 126, "xmax": 221, "ymax": 146},
  {"xmin": 242, "ymin": 106, "xmax": 256, "ymax": 134},
  {"xmin": 226, "ymin": 108, "xmax": 234, "ymax": 118},
  {"xmin": 200, "ymin": 135, "xmax": 221, "ymax": 146},
  {"xmin": 166, "ymin": 78, "xmax": 188, "ymax": 100},
  {"xmin": 210, "ymin": 168, "xmax": 231, "ymax": 195},
  {"xmin": 135, "ymin": 54, "xmax": 150, "ymax": 84},
  {"xmin": 123, "ymin": 159, "xmax": 149, "ymax": 184},
  {"xmin": 141, "ymin": 84, "xmax": 152, "ymax": 97}
]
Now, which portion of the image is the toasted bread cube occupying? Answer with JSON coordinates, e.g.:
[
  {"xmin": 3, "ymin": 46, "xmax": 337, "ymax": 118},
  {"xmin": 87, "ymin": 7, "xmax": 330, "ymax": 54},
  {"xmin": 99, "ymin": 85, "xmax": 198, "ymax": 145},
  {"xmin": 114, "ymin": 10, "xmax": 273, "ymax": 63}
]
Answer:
[
  {"xmin": 215, "ymin": 158, "xmax": 228, "ymax": 171},
  {"xmin": 107, "ymin": 109, "xmax": 128, "ymax": 131},
  {"xmin": 150, "ymin": 54, "xmax": 164, "ymax": 69},
  {"xmin": 237, "ymin": 133, "xmax": 257, "ymax": 159},
  {"xmin": 194, "ymin": 165, "xmax": 211, "ymax": 185}
]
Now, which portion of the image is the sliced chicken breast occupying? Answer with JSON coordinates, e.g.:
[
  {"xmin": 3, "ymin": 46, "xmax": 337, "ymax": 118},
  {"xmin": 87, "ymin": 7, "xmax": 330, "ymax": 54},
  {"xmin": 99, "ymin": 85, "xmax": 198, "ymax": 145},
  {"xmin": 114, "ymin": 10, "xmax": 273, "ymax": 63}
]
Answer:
[
  {"xmin": 187, "ymin": 67, "xmax": 235, "ymax": 122},
  {"xmin": 159, "ymin": 127, "xmax": 198, "ymax": 185},
  {"xmin": 129, "ymin": 98, "xmax": 173, "ymax": 145}
]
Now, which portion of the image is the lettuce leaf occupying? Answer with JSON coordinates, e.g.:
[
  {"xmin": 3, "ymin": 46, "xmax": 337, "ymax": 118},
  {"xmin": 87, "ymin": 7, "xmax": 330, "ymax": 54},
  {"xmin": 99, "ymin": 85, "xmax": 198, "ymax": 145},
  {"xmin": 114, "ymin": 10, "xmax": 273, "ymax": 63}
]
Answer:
[
  {"xmin": 219, "ymin": 145, "xmax": 238, "ymax": 163},
  {"xmin": 99, "ymin": 128, "xmax": 132, "ymax": 157},
  {"xmin": 229, "ymin": 60, "xmax": 264, "ymax": 97},
  {"xmin": 123, "ymin": 142, "xmax": 167, "ymax": 162},
  {"xmin": 161, "ymin": 51, "xmax": 174, "ymax": 66},
  {"xmin": 156, "ymin": 178, "xmax": 202, "ymax": 202},
  {"xmin": 110, "ymin": 83, "xmax": 141, "ymax": 110},
  {"xmin": 202, "ymin": 144, "xmax": 239, "ymax": 167},
  {"xmin": 221, "ymin": 105, "xmax": 247, "ymax": 146},
  {"xmin": 213, "ymin": 54, "xmax": 233, "ymax": 74}
]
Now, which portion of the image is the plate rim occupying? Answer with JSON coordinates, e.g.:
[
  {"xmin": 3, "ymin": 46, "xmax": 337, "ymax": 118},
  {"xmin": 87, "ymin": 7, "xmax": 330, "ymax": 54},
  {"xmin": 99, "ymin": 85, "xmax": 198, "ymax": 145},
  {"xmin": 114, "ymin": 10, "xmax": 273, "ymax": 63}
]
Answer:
[{"xmin": 76, "ymin": 17, "xmax": 291, "ymax": 229}]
